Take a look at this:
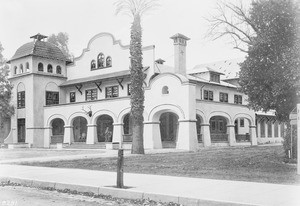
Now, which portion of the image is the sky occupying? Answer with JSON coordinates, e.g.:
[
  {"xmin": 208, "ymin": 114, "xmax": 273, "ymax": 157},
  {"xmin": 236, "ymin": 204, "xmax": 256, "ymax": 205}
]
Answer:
[{"xmin": 0, "ymin": 0, "xmax": 250, "ymax": 69}]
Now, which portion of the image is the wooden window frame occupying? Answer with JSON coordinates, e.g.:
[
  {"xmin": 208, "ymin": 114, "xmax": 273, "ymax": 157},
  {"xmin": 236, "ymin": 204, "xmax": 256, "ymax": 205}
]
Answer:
[
  {"xmin": 85, "ymin": 89, "xmax": 97, "ymax": 101},
  {"xmin": 17, "ymin": 91, "xmax": 25, "ymax": 109},
  {"xmin": 106, "ymin": 86, "xmax": 119, "ymax": 98},
  {"xmin": 46, "ymin": 91, "xmax": 59, "ymax": 105}
]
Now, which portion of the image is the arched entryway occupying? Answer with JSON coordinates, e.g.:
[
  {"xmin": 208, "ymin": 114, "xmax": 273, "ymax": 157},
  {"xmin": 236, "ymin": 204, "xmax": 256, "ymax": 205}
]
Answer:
[
  {"xmin": 72, "ymin": 117, "xmax": 87, "ymax": 142},
  {"xmin": 123, "ymin": 113, "xmax": 133, "ymax": 142},
  {"xmin": 97, "ymin": 115, "xmax": 114, "ymax": 142},
  {"xmin": 159, "ymin": 112, "xmax": 178, "ymax": 147},
  {"xmin": 196, "ymin": 115, "xmax": 202, "ymax": 143},
  {"xmin": 51, "ymin": 118, "xmax": 65, "ymax": 143},
  {"xmin": 234, "ymin": 117, "xmax": 251, "ymax": 142},
  {"xmin": 209, "ymin": 116, "xmax": 228, "ymax": 142}
]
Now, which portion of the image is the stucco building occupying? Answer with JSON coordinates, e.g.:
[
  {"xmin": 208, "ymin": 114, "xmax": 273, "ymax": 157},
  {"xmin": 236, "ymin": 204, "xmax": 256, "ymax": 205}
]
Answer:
[{"xmin": 2, "ymin": 32, "xmax": 284, "ymax": 150}]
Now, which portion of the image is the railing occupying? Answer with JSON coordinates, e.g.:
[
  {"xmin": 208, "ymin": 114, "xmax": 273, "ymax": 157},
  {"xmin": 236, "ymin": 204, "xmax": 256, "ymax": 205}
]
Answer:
[
  {"xmin": 211, "ymin": 133, "xmax": 228, "ymax": 142},
  {"xmin": 236, "ymin": 134, "xmax": 250, "ymax": 142}
]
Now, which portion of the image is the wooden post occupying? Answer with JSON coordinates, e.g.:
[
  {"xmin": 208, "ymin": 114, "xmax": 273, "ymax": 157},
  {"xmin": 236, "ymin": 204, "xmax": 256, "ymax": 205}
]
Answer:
[
  {"xmin": 297, "ymin": 104, "xmax": 300, "ymax": 175},
  {"xmin": 117, "ymin": 149, "xmax": 124, "ymax": 188}
]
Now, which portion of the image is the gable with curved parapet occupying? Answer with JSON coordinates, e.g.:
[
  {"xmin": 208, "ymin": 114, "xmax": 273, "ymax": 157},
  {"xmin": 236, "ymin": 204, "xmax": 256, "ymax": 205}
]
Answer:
[{"xmin": 67, "ymin": 32, "xmax": 155, "ymax": 80}]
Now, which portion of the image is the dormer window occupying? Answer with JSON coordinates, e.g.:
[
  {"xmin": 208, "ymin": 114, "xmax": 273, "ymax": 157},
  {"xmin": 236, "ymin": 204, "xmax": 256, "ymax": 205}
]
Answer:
[
  {"xmin": 210, "ymin": 72, "xmax": 220, "ymax": 83},
  {"xmin": 97, "ymin": 53, "xmax": 105, "ymax": 68}
]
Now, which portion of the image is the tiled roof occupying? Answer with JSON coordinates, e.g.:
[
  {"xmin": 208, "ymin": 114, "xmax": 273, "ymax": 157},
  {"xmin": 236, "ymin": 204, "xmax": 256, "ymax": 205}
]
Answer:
[
  {"xmin": 9, "ymin": 40, "xmax": 69, "ymax": 62},
  {"xmin": 188, "ymin": 58, "xmax": 244, "ymax": 80},
  {"xmin": 60, "ymin": 70, "xmax": 131, "ymax": 87}
]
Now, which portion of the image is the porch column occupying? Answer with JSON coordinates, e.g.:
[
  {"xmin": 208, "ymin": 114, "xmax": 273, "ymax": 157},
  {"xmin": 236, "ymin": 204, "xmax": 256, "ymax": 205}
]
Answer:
[
  {"xmin": 63, "ymin": 125, "xmax": 73, "ymax": 144},
  {"xmin": 257, "ymin": 121, "xmax": 261, "ymax": 139},
  {"xmin": 201, "ymin": 123, "xmax": 211, "ymax": 147},
  {"xmin": 112, "ymin": 123, "xmax": 123, "ymax": 143},
  {"xmin": 250, "ymin": 125, "xmax": 258, "ymax": 146},
  {"xmin": 177, "ymin": 119, "xmax": 198, "ymax": 151},
  {"xmin": 44, "ymin": 126, "xmax": 51, "ymax": 148},
  {"xmin": 86, "ymin": 124, "xmax": 97, "ymax": 144},
  {"xmin": 227, "ymin": 125, "xmax": 236, "ymax": 146},
  {"xmin": 144, "ymin": 121, "xmax": 162, "ymax": 149}
]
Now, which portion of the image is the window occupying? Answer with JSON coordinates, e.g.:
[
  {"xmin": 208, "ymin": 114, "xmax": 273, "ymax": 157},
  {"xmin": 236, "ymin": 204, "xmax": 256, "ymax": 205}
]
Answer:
[
  {"xmin": 56, "ymin": 65, "xmax": 62, "ymax": 74},
  {"xmin": 274, "ymin": 122, "xmax": 279, "ymax": 137},
  {"xmin": 280, "ymin": 123, "xmax": 284, "ymax": 137},
  {"xmin": 211, "ymin": 120, "xmax": 216, "ymax": 131},
  {"xmin": 38, "ymin": 63, "xmax": 44, "ymax": 71},
  {"xmin": 86, "ymin": 89, "xmax": 97, "ymax": 101},
  {"xmin": 91, "ymin": 60, "xmax": 96, "ymax": 70},
  {"xmin": 46, "ymin": 91, "xmax": 59, "ymax": 105},
  {"xmin": 47, "ymin": 64, "xmax": 53, "ymax": 73},
  {"xmin": 70, "ymin": 92, "xmax": 76, "ymax": 103},
  {"xmin": 260, "ymin": 121, "xmax": 265, "ymax": 137},
  {"xmin": 240, "ymin": 118, "xmax": 244, "ymax": 127},
  {"xmin": 106, "ymin": 86, "xmax": 119, "ymax": 98},
  {"xmin": 17, "ymin": 91, "xmax": 25, "ymax": 108},
  {"xmin": 97, "ymin": 53, "xmax": 105, "ymax": 68},
  {"xmin": 106, "ymin": 56, "xmax": 112, "ymax": 67},
  {"xmin": 210, "ymin": 73, "xmax": 220, "ymax": 83},
  {"xmin": 234, "ymin": 95, "xmax": 242, "ymax": 104},
  {"xmin": 219, "ymin": 92, "xmax": 228, "ymax": 102},
  {"xmin": 26, "ymin": 62, "xmax": 29, "ymax": 71},
  {"xmin": 162, "ymin": 86, "xmax": 169, "ymax": 94},
  {"xmin": 267, "ymin": 122, "xmax": 272, "ymax": 138},
  {"xmin": 20, "ymin": 64, "xmax": 23, "ymax": 73},
  {"xmin": 14, "ymin": 66, "xmax": 18, "ymax": 74},
  {"xmin": 204, "ymin": 90, "xmax": 213, "ymax": 101},
  {"xmin": 127, "ymin": 84, "xmax": 131, "ymax": 96}
]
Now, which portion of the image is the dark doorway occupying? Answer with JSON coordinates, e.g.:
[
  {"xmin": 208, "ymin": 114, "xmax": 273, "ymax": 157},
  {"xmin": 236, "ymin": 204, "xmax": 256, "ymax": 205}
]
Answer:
[
  {"xmin": 17, "ymin": 119, "xmax": 26, "ymax": 143},
  {"xmin": 159, "ymin": 112, "xmax": 178, "ymax": 142},
  {"xmin": 73, "ymin": 117, "xmax": 87, "ymax": 142},
  {"xmin": 97, "ymin": 115, "xmax": 114, "ymax": 142}
]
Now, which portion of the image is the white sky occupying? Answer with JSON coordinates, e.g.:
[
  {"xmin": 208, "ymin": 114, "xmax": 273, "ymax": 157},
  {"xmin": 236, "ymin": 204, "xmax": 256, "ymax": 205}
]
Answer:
[{"xmin": 0, "ymin": 0, "xmax": 250, "ymax": 69}]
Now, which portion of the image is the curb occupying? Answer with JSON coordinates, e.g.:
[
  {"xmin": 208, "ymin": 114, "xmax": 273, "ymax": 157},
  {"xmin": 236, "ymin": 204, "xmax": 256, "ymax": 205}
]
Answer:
[{"xmin": 0, "ymin": 177, "xmax": 253, "ymax": 206}]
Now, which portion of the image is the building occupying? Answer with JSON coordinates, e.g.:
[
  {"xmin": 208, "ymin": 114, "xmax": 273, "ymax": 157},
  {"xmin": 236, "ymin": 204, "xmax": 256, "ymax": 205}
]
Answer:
[{"xmin": 2, "ymin": 32, "xmax": 284, "ymax": 150}]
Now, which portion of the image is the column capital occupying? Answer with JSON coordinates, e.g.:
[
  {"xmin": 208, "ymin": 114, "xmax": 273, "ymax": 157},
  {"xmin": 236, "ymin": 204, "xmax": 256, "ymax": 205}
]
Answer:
[
  {"xmin": 87, "ymin": 124, "xmax": 97, "ymax": 127},
  {"xmin": 144, "ymin": 121, "xmax": 160, "ymax": 125},
  {"xmin": 113, "ymin": 123, "xmax": 124, "ymax": 126},
  {"xmin": 250, "ymin": 125, "xmax": 257, "ymax": 128},
  {"xmin": 227, "ymin": 124, "xmax": 235, "ymax": 127},
  {"xmin": 200, "ymin": 123, "xmax": 210, "ymax": 126},
  {"xmin": 64, "ymin": 125, "xmax": 73, "ymax": 128},
  {"xmin": 178, "ymin": 119, "xmax": 197, "ymax": 123}
]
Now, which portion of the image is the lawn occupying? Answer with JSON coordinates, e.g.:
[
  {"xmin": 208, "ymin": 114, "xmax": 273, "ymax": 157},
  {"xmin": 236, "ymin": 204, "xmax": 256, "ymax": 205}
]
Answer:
[{"xmin": 20, "ymin": 145, "xmax": 300, "ymax": 185}]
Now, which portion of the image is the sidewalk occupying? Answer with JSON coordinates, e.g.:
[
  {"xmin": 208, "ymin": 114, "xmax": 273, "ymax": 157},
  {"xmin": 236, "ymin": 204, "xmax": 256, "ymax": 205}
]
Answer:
[{"xmin": 1, "ymin": 164, "xmax": 299, "ymax": 206}]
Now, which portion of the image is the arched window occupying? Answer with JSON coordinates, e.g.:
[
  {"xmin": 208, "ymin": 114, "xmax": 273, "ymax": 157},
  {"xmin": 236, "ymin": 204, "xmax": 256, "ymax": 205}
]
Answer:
[
  {"xmin": 47, "ymin": 64, "xmax": 53, "ymax": 73},
  {"xmin": 14, "ymin": 66, "xmax": 18, "ymax": 74},
  {"xmin": 106, "ymin": 56, "xmax": 112, "ymax": 67},
  {"xmin": 56, "ymin": 65, "xmax": 61, "ymax": 74},
  {"xmin": 26, "ymin": 62, "xmax": 30, "ymax": 71},
  {"xmin": 91, "ymin": 60, "xmax": 96, "ymax": 70},
  {"xmin": 38, "ymin": 63, "xmax": 44, "ymax": 71},
  {"xmin": 97, "ymin": 53, "xmax": 105, "ymax": 68},
  {"xmin": 20, "ymin": 64, "xmax": 24, "ymax": 73},
  {"xmin": 162, "ymin": 86, "xmax": 169, "ymax": 94}
]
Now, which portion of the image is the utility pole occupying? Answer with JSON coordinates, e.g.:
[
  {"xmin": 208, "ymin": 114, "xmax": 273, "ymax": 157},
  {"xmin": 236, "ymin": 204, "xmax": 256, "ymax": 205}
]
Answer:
[{"xmin": 117, "ymin": 149, "xmax": 124, "ymax": 188}]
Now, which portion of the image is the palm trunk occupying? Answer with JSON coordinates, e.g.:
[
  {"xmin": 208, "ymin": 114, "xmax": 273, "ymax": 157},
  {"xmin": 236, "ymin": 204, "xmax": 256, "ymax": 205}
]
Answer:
[{"xmin": 130, "ymin": 15, "xmax": 145, "ymax": 154}]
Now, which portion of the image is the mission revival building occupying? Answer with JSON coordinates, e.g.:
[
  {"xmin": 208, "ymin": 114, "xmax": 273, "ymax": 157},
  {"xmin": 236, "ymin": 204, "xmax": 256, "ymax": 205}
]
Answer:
[{"xmin": 2, "ymin": 32, "xmax": 284, "ymax": 150}]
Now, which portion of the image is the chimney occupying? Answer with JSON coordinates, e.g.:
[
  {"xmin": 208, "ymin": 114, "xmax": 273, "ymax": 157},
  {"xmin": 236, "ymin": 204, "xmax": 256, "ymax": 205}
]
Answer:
[{"xmin": 170, "ymin": 33, "xmax": 190, "ymax": 75}]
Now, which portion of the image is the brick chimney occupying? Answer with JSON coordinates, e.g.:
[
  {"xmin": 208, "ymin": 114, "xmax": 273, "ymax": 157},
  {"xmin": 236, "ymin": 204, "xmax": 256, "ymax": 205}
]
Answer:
[{"xmin": 170, "ymin": 33, "xmax": 190, "ymax": 75}]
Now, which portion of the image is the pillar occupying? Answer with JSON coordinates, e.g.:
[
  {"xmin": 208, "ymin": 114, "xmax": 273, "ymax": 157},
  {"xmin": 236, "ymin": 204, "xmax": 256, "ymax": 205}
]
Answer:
[
  {"xmin": 227, "ymin": 125, "xmax": 235, "ymax": 146},
  {"xmin": 176, "ymin": 119, "xmax": 198, "ymax": 151},
  {"xmin": 201, "ymin": 123, "xmax": 211, "ymax": 147},
  {"xmin": 63, "ymin": 125, "xmax": 73, "ymax": 144},
  {"xmin": 86, "ymin": 124, "xmax": 96, "ymax": 144},
  {"xmin": 43, "ymin": 127, "xmax": 51, "ymax": 148},
  {"xmin": 257, "ymin": 120, "xmax": 261, "ymax": 140},
  {"xmin": 144, "ymin": 121, "xmax": 162, "ymax": 149},
  {"xmin": 112, "ymin": 123, "xmax": 123, "ymax": 143},
  {"xmin": 297, "ymin": 104, "xmax": 300, "ymax": 175},
  {"xmin": 250, "ymin": 125, "xmax": 257, "ymax": 146}
]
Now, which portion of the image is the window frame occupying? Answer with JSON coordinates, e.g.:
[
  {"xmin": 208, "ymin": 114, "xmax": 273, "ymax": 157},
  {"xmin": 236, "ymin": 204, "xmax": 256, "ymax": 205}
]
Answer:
[
  {"xmin": 106, "ymin": 56, "xmax": 112, "ymax": 67},
  {"xmin": 46, "ymin": 91, "xmax": 59, "ymax": 105},
  {"xmin": 85, "ymin": 89, "xmax": 98, "ymax": 101},
  {"xmin": 47, "ymin": 64, "xmax": 53, "ymax": 73},
  {"xmin": 70, "ymin": 91, "xmax": 76, "ymax": 103},
  {"xmin": 97, "ymin": 53, "xmax": 105, "ymax": 68},
  {"xmin": 219, "ymin": 92, "xmax": 228, "ymax": 102},
  {"xmin": 105, "ymin": 86, "xmax": 119, "ymax": 98},
  {"xmin": 204, "ymin": 90, "xmax": 214, "ymax": 101},
  {"xmin": 234, "ymin": 94, "xmax": 243, "ymax": 104},
  {"xmin": 240, "ymin": 118, "xmax": 244, "ymax": 127},
  {"xmin": 127, "ymin": 84, "xmax": 131, "ymax": 96},
  {"xmin": 38, "ymin": 63, "xmax": 44, "ymax": 72},
  {"xmin": 56, "ymin": 65, "xmax": 62, "ymax": 74},
  {"xmin": 17, "ymin": 91, "xmax": 25, "ymax": 109}
]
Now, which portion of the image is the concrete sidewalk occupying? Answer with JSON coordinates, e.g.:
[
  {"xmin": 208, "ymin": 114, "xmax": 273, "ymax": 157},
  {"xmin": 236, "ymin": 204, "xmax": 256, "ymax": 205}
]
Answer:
[{"xmin": 0, "ymin": 165, "xmax": 299, "ymax": 206}]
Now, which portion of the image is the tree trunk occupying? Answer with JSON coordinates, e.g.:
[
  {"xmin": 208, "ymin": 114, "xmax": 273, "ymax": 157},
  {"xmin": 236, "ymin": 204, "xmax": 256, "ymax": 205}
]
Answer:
[{"xmin": 130, "ymin": 15, "xmax": 145, "ymax": 154}]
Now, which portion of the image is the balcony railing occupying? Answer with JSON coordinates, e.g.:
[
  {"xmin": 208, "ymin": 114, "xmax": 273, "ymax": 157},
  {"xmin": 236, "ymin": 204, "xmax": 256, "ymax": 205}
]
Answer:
[{"xmin": 211, "ymin": 133, "xmax": 228, "ymax": 142}]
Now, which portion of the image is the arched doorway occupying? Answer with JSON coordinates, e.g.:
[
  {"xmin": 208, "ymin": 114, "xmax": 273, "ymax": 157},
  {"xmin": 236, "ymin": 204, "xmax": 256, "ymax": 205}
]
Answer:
[
  {"xmin": 196, "ymin": 115, "xmax": 202, "ymax": 143},
  {"xmin": 51, "ymin": 118, "xmax": 65, "ymax": 143},
  {"xmin": 159, "ymin": 112, "xmax": 178, "ymax": 145},
  {"xmin": 72, "ymin": 117, "xmax": 87, "ymax": 142},
  {"xmin": 97, "ymin": 115, "xmax": 114, "ymax": 142},
  {"xmin": 123, "ymin": 113, "xmax": 133, "ymax": 142},
  {"xmin": 234, "ymin": 117, "xmax": 250, "ymax": 142},
  {"xmin": 210, "ymin": 116, "xmax": 228, "ymax": 142}
]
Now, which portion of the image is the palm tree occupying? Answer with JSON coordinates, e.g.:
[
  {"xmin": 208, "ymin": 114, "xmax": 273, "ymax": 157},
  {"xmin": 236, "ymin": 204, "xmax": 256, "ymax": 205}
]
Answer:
[{"xmin": 115, "ymin": 0, "xmax": 158, "ymax": 154}]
